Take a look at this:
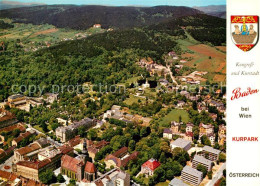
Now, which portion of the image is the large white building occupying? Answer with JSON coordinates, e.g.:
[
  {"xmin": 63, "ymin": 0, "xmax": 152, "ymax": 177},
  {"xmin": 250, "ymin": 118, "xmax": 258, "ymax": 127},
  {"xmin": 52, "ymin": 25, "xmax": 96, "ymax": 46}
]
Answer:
[
  {"xmin": 170, "ymin": 138, "xmax": 191, "ymax": 151},
  {"xmin": 92, "ymin": 168, "xmax": 130, "ymax": 186},
  {"xmin": 181, "ymin": 166, "xmax": 203, "ymax": 186},
  {"xmin": 56, "ymin": 118, "xmax": 94, "ymax": 142},
  {"xmin": 192, "ymin": 155, "xmax": 213, "ymax": 171}
]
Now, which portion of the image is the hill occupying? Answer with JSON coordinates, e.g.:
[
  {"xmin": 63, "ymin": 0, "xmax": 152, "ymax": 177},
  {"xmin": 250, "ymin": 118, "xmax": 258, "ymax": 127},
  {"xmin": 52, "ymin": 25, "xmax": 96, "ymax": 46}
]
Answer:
[
  {"xmin": 147, "ymin": 14, "xmax": 226, "ymax": 46},
  {"xmin": 0, "ymin": 13, "xmax": 225, "ymax": 100},
  {"xmin": 0, "ymin": 5, "xmax": 202, "ymax": 30},
  {"xmin": 193, "ymin": 5, "xmax": 226, "ymax": 19},
  {"xmin": 0, "ymin": 1, "xmax": 45, "ymax": 10}
]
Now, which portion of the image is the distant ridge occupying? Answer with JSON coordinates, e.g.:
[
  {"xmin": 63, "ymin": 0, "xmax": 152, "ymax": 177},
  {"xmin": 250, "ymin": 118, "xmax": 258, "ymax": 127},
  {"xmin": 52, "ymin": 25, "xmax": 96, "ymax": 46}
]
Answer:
[
  {"xmin": 193, "ymin": 5, "xmax": 226, "ymax": 18},
  {"xmin": 0, "ymin": 5, "xmax": 203, "ymax": 29},
  {"xmin": 0, "ymin": 1, "xmax": 45, "ymax": 10}
]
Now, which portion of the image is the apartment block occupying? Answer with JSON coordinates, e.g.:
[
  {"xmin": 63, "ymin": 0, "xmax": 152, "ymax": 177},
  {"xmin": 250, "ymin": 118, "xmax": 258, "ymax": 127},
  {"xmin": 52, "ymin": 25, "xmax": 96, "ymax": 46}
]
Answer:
[
  {"xmin": 181, "ymin": 166, "xmax": 203, "ymax": 186},
  {"xmin": 192, "ymin": 155, "xmax": 212, "ymax": 171}
]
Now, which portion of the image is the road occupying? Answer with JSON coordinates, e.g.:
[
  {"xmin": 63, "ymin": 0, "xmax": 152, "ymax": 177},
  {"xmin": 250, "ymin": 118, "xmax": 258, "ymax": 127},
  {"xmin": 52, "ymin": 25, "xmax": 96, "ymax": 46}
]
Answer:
[
  {"xmin": 206, "ymin": 162, "xmax": 226, "ymax": 186},
  {"xmin": 166, "ymin": 64, "xmax": 178, "ymax": 85}
]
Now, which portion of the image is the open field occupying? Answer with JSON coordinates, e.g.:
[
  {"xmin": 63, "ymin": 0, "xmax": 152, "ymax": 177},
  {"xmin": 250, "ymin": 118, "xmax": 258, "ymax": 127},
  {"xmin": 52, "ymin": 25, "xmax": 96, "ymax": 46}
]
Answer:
[
  {"xmin": 30, "ymin": 28, "xmax": 59, "ymax": 37},
  {"xmin": 176, "ymin": 30, "xmax": 226, "ymax": 83},
  {"xmin": 0, "ymin": 18, "xmax": 105, "ymax": 51},
  {"xmin": 181, "ymin": 43, "xmax": 226, "ymax": 82},
  {"xmin": 159, "ymin": 109, "xmax": 190, "ymax": 126},
  {"xmin": 124, "ymin": 94, "xmax": 146, "ymax": 105},
  {"xmin": 156, "ymin": 180, "xmax": 170, "ymax": 186}
]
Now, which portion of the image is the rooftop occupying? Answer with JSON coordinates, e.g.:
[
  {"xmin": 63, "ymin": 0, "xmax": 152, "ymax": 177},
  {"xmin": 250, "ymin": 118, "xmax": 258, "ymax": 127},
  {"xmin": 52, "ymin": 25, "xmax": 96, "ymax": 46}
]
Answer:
[
  {"xmin": 0, "ymin": 123, "xmax": 25, "ymax": 133},
  {"xmin": 142, "ymin": 158, "xmax": 160, "ymax": 171},
  {"xmin": 0, "ymin": 170, "xmax": 18, "ymax": 182},
  {"xmin": 199, "ymin": 123, "xmax": 213, "ymax": 129},
  {"xmin": 182, "ymin": 165, "xmax": 203, "ymax": 177},
  {"xmin": 13, "ymin": 131, "xmax": 34, "ymax": 144},
  {"xmin": 38, "ymin": 146, "xmax": 61, "ymax": 159},
  {"xmin": 171, "ymin": 138, "xmax": 191, "ymax": 149},
  {"xmin": 171, "ymin": 121, "xmax": 180, "ymax": 126},
  {"xmin": 169, "ymin": 178, "xmax": 188, "ymax": 186},
  {"xmin": 85, "ymin": 161, "xmax": 96, "ymax": 173},
  {"xmin": 163, "ymin": 128, "xmax": 172, "ymax": 134},
  {"xmin": 8, "ymin": 94, "xmax": 25, "ymax": 100},
  {"xmin": 112, "ymin": 147, "xmax": 128, "ymax": 158},
  {"xmin": 61, "ymin": 155, "xmax": 84, "ymax": 173},
  {"xmin": 16, "ymin": 143, "xmax": 41, "ymax": 156},
  {"xmin": 202, "ymin": 146, "xmax": 221, "ymax": 155},
  {"xmin": 16, "ymin": 159, "xmax": 51, "ymax": 170},
  {"xmin": 193, "ymin": 155, "xmax": 212, "ymax": 166}
]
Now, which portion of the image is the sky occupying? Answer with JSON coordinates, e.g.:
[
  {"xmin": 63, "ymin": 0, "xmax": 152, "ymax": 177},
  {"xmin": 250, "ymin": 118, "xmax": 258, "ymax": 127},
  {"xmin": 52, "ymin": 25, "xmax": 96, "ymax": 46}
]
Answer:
[{"xmin": 3, "ymin": 0, "xmax": 226, "ymax": 7}]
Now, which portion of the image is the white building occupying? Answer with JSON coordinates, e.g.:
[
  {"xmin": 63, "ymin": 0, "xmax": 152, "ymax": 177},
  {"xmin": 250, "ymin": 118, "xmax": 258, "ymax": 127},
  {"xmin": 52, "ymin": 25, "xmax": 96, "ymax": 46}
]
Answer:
[{"xmin": 170, "ymin": 138, "xmax": 191, "ymax": 151}]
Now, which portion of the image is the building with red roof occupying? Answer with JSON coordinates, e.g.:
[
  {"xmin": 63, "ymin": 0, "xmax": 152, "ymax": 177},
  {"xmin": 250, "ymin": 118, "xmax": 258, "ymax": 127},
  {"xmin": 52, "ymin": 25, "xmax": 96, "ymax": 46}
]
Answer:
[
  {"xmin": 104, "ymin": 147, "xmax": 139, "ymax": 169},
  {"xmin": 61, "ymin": 155, "xmax": 97, "ymax": 182},
  {"xmin": 84, "ymin": 161, "xmax": 97, "ymax": 182},
  {"xmin": 184, "ymin": 131, "xmax": 194, "ymax": 141},
  {"xmin": 61, "ymin": 154, "xmax": 85, "ymax": 181},
  {"xmin": 141, "ymin": 158, "xmax": 160, "ymax": 176}
]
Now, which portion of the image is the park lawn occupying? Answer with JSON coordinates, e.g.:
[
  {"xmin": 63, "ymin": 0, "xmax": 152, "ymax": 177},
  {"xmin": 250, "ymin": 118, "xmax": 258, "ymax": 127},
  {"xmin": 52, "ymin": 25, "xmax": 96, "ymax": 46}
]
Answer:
[
  {"xmin": 124, "ymin": 94, "xmax": 146, "ymax": 105},
  {"xmin": 159, "ymin": 109, "xmax": 190, "ymax": 126},
  {"xmin": 33, "ymin": 125, "xmax": 45, "ymax": 133},
  {"xmin": 156, "ymin": 180, "xmax": 170, "ymax": 186}
]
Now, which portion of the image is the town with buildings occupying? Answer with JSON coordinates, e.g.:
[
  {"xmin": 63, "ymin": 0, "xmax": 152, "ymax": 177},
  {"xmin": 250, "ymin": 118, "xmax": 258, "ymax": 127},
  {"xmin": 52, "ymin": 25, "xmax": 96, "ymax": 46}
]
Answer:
[{"xmin": 0, "ymin": 67, "xmax": 226, "ymax": 186}]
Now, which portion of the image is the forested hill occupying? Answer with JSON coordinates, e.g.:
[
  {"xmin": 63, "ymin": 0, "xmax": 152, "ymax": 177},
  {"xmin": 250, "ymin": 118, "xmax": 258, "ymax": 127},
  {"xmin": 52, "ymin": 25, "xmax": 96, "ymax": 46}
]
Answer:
[
  {"xmin": 0, "ymin": 5, "xmax": 202, "ymax": 29},
  {"xmin": 147, "ymin": 14, "xmax": 226, "ymax": 46}
]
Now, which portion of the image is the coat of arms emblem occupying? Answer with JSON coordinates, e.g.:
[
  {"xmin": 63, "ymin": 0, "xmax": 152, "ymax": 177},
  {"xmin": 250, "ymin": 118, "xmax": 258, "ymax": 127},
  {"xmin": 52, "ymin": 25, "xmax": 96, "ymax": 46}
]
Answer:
[{"xmin": 231, "ymin": 15, "xmax": 258, "ymax": 52}]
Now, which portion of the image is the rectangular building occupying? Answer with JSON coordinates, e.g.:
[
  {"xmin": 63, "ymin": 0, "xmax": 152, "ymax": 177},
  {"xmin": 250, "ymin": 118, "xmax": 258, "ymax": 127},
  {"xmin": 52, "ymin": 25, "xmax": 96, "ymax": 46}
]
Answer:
[
  {"xmin": 181, "ymin": 166, "xmax": 203, "ymax": 186},
  {"xmin": 192, "ymin": 155, "xmax": 212, "ymax": 171},
  {"xmin": 170, "ymin": 138, "xmax": 191, "ymax": 151},
  {"xmin": 202, "ymin": 146, "xmax": 221, "ymax": 161}
]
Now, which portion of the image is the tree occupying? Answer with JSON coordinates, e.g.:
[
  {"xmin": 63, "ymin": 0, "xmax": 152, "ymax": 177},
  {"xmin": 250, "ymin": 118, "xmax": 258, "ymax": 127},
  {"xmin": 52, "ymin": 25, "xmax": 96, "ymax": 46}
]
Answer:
[
  {"xmin": 201, "ymin": 135, "xmax": 211, "ymax": 146},
  {"xmin": 57, "ymin": 173, "xmax": 65, "ymax": 183},
  {"xmin": 39, "ymin": 169, "xmax": 57, "ymax": 184},
  {"xmin": 192, "ymin": 101, "xmax": 197, "ymax": 110},
  {"xmin": 129, "ymin": 140, "xmax": 136, "ymax": 151},
  {"xmin": 223, "ymin": 169, "xmax": 226, "ymax": 177},
  {"xmin": 88, "ymin": 129, "xmax": 97, "ymax": 140},
  {"xmin": 207, "ymin": 170, "xmax": 213, "ymax": 179},
  {"xmin": 68, "ymin": 179, "xmax": 76, "ymax": 186},
  {"xmin": 219, "ymin": 153, "xmax": 226, "ymax": 162},
  {"xmin": 51, "ymin": 122, "xmax": 60, "ymax": 131},
  {"xmin": 153, "ymin": 167, "xmax": 166, "ymax": 182},
  {"xmin": 78, "ymin": 126, "xmax": 86, "ymax": 137},
  {"xmin": 196, "ymin": 164, "xmax": 207, "ymax": 178},
  {"xmin": 159, "ymin": 152, "xmax": 166, "ymax": 163},
  {"xmin": 13, "ymin": 129, "xmax": 21, "ymax": 137},
  {"xmin": 166, "ymin": 169, "xmax": 174, "ymax": 180},
  {"xmin": 220, "ymin": 177, "xmax": 226, "ymax": 186}
]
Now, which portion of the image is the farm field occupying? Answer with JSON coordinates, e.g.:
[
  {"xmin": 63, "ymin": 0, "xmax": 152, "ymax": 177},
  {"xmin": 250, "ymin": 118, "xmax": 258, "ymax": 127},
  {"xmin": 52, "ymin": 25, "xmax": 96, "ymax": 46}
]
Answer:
[
  {"xmin": 0, "ymin": 18, "xmax": 105, "ymax": 51},
  {"xmin": 181, "ymin": 43, "xmax": 226, "ymax": 82}
]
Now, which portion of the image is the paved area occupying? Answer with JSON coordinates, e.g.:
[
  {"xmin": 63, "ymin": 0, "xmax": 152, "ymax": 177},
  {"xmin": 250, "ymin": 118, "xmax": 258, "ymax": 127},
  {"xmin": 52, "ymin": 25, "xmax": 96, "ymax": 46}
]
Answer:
[
  {"xmin": 206, "ymin": 162, "xmax": 226, "ymax": 186},
  {"xmin": 0, "ymin": 155, "xmax": 14, "ymax": 172}
]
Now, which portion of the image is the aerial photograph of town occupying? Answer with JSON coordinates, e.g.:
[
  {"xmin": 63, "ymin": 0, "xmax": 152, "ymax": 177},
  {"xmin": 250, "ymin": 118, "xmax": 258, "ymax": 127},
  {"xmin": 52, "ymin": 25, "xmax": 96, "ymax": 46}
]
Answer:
[{"xmin": 0, "ymin": 0, "xmax": 226, "ymax": 185}]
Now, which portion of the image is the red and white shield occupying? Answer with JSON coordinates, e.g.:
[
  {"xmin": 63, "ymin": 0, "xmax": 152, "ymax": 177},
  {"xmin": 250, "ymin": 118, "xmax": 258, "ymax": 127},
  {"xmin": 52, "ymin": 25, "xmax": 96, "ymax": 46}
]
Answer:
[{"xmin": 231, "ymin": 15, "xmax": 259, "ymax": 52}]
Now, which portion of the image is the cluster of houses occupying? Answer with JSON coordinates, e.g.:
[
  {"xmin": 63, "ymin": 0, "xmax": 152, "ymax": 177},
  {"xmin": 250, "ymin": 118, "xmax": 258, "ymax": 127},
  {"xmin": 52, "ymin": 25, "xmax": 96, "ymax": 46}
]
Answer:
[
  {"xmin": 138, "ymin": 59, "xmax": 171, "ymax": 77},
  {"xmin": 163, "ymin": 120, "xmax": 226, "ymax": 147},
  {"xmin": 0, "ymin": 94, "xmax": 58, "ymax": 112},
  {"xmin": 0, "ymin": 131, "xmax": 133, "ymax": 186},
  {"xmin": 169, "ymin": 145, "xmax": 221, "ymax": 186},
  {"xmin": 55, "ymin": 118, "xmax": 95, "ymax": 142},
  {"xmin": 103, "ymin": 105, "xmax": 152, "ymax": 126}
]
